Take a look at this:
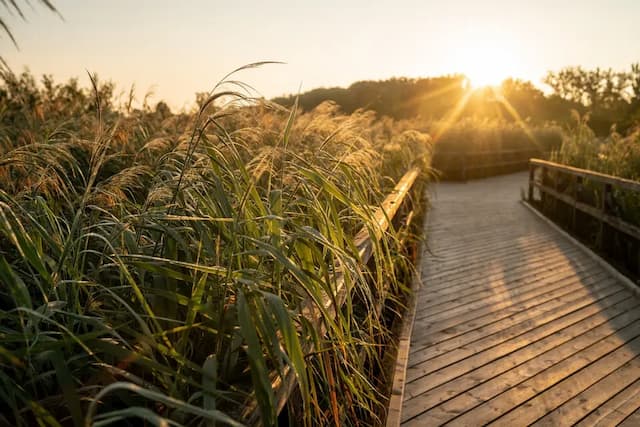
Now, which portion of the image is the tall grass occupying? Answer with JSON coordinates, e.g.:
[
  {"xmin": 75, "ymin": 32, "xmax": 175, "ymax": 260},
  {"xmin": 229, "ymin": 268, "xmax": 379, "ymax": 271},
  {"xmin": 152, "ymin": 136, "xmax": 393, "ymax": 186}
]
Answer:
[
  {"xmin": 0, "ymin": 69, "xmax": 431, "ymax": 426},
  {"xmin": 551, "ymin": 113, "xmax": 640, "ymax": 225},
  {"xmin": 552, "ymin": 113, "xmax": 640, "ymax": 181}
]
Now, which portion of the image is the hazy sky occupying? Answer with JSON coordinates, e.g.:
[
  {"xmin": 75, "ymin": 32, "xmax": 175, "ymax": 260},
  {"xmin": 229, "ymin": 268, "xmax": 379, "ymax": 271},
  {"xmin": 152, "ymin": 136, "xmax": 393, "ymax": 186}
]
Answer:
[{"xmin": 2, "ymin": 0, "xmax": 639, "ymax": 109}]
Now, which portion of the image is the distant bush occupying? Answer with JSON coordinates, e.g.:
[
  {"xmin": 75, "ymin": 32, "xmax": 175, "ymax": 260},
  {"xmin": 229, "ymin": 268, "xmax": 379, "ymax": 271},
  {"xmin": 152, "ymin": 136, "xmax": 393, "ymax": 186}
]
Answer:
[
  {"xmin": 423, "ymin": 118, "xmax": 563, "ymax": 179},
  {"xmin": 432, "ymin": 118, "xmax": 563, "ymax": 154}
]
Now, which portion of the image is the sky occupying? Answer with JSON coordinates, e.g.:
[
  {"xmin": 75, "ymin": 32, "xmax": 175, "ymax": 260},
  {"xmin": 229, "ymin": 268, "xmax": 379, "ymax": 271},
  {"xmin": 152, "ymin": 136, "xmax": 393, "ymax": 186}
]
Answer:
[{"xmin": 2, "ymin": 0, "xmax": 639, "ymax": 109}]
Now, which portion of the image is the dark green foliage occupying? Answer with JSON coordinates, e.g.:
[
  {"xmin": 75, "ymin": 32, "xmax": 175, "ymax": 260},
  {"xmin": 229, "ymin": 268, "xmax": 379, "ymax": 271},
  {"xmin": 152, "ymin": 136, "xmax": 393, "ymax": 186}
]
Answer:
[{"xmin": 545, "ymin": 64, "xmax": 640, "ymax": 135}]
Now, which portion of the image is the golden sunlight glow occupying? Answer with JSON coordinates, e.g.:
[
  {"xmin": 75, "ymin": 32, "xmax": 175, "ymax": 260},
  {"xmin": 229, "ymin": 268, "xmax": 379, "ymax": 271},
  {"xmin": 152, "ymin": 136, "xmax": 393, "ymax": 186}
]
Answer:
[{"xmin": 451, "ymin": 40, "xmax": 520, "ymax": 88}]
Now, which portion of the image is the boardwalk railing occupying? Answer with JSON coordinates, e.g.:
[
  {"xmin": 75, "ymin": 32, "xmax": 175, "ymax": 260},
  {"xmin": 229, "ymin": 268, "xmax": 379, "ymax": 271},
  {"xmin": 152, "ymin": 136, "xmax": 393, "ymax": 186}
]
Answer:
[
  {"xmin": 242, "ymin": 165, "xmax": 424, "ymax": 425},
  {"xmin": 527, "ymin": 158, "xmax": 640, "ymax": 279},
  {"xmin": 433, "ymin": 148, "xmax": 550, "ymax": 180}
]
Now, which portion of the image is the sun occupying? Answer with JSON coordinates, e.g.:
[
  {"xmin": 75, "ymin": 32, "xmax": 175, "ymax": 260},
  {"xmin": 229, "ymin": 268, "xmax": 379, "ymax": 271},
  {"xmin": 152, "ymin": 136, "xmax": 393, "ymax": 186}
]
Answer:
[{"xmin": 452, "ymin": 43, "xmax": 520, "ymax": 89}]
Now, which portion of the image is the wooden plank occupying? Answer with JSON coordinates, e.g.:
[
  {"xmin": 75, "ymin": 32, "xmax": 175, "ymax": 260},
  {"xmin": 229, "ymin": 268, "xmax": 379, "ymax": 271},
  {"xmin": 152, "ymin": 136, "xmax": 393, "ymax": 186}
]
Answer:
[
  {"xmin": 575, "ymin": 378, "xmax": 640, "ymax": 426},
  {"xmin": 417, "ymin": 257, "xmax": 598, "ymax": 314},
  {"xmin": 488, "ymin": 333, "xmax": 640, "ymax": 426},
  {"xmin": 427, "ymin": 222, "xmax": 545, "ymax": 243},
  {"xmin": 408, "ymin": 286, "xmax": 626, "ymax": 370},
  {"xmin": 414, "ymin": 265, "xmax": 606, "ymax": 325},
  {"xmin": 409, "ymin": 273, "xmax": 619, "ymax": 359},
  {"xmin": 401, "ymin": 172, "xmax": 640, "ymax": 426},
  {"xmin": 419, "ymin": 250, "xmax": 591, "ymax": 304},
  {"xmin": 407, "ymin": 286, "xmax": 628, "ymax": 372},
  {"xmin": 427, "ymin": 320, "xmax": 640, "ymax": 426},
  {"xmin": 424, "ymin": 232, "xmax": 565, "ymax": 269},
  {"xmin": 423, "ymin": 250, "xmax": 596, "ymax": 298},
  {"xmin": 410, "ymin": 274, "xmax": 618, "ymax": 345},
  {"xmin": 422, "ymin": 252, "xmax": 601, "ymax": 301},
  {"xmin": 533, "ymin": 356, "xmax": 640, "ymax": 426},
  {"xmin": 422, "ymin": 240, "xmax": 582, "ymax": 287},
  {"xmin": 386, "ymin": 270, "xmax": 420, "ymax": 427},
  {"xmin": 404, "ymin": 308, "xmax": 640, "ymax": 426},
  {"xmin": 619, "ymin": 408, "xmax": 640, "ymax": 426},
  {"xmin": 425, "ymin": 235, "xmax": 573, "ymax": 274},
  {"xmin": 403, "ymin": 286, "xmax": 633, "ymax": 410},
  {"xmin": 406, "ymin": 286, "xmax": 629, "ymax": 383}
]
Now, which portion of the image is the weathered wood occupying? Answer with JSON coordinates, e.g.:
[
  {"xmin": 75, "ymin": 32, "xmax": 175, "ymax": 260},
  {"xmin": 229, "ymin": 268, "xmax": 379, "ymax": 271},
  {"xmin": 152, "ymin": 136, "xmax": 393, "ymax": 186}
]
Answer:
[
  {"xmin": 407, "ymin": 284, "xmax": 628, "ymax": 372},
  {"xmin": 488, "ymin": 333, "xmax": 640, "ymax": 426},
  {"xmin": 401, "ymin": 172, "xmax": 640, "ymax": 426},
  {"xmin": 417, "ymin": 252, "xmax": 595, "ymax": 311},
  {"xmin": 410, "ymin": 274, "xmax": 617, "ymax": 345},
  {"xmin": 386, "ymin": 265, "xmax": 421, "ymax": 427},
  {"xmin": 530, "ymin": 158, "xmax": 640, "ymax": 193},
  {"xmin": 529, "ymin": 162, "xmax": 535, "ymax": 202},
  {"xmin": 407, "ymin": 279, "xmax": 626, "ymax": 382},
  {"xmin": 406, "ymin": 304, "xmax": 640, "ymax": 425},
  {"xmin": 574, "ymin": 378, "xmax": 640, "ymax": 426},
  {"xmin": 534, "ymin": 182, "xmax": 640, "ymax": 240},
  {"xmin": 405, "ymin": 280, "xmax": 626, "ymax": 403},
  {"xmin": 533, "ymin": 356, "xmax": 640, "ymax": 426},
  {"xmin": 416, "ymin": 275, "xmax": 605, "ymax": 337},
  {"xmin": 619, "ymin": 410, "xmax": 640, "ymax": 427}
]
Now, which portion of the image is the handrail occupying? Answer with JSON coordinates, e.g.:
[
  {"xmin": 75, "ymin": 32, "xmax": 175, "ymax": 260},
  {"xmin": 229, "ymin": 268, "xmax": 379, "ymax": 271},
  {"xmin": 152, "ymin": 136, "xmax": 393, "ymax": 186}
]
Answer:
[
  {"xmin": 434, "ymin": 148, "xmax": 545, "ymax": 156},
  {"xmin": 527, "ymin": 158, "xmax": 640, "ymax": 242},
  {"xmin": 432, "ymin": 148, "xmax": 551, "ymax": 180},
  {"xmin": 530, "ymin": 158, "xmax": 640, "ymax": 193},
  {"xmin": 241, "ymin": 165, "xmax": 423, "ymax": 425}
]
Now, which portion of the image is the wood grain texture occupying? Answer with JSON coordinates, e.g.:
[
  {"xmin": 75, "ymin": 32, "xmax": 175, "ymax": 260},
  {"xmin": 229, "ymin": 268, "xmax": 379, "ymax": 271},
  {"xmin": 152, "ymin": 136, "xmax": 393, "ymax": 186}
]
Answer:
[{"xmin": 401, "ymin": 172, "xmax": 640, "ymax": 426}]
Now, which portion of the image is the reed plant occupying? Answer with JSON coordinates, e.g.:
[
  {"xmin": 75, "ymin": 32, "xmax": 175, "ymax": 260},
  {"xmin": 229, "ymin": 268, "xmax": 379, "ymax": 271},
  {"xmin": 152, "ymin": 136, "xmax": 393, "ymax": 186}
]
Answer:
[
  {"xmin": 0, "ymin": 67, "xmax": 431, "ymax": 426},
  {"xmin": 551, "ymin": 113, "xmax": 640, "ymax": 224}
]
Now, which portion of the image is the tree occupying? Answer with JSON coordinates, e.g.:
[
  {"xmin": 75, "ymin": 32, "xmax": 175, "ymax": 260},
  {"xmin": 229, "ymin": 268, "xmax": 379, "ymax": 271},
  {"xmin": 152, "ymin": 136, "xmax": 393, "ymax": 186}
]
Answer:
[
  {"xmin": 629, "ymin": 63, "xmax": 640, "ymax": 104},
  {"xmin": 544, "ymin": 66, "xmax": 630, "ymax": 109},
  {"xmin": 544, "ymin": 65, "xmax": 640, "ymax": 134}
]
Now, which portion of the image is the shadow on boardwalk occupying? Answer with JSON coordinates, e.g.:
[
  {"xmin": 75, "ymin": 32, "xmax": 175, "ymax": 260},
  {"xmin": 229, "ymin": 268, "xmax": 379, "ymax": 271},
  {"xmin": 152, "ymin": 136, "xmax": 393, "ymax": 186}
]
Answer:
[{"xmin": 401, "ymin": 172, "xmax": 640, "ymax": 426}]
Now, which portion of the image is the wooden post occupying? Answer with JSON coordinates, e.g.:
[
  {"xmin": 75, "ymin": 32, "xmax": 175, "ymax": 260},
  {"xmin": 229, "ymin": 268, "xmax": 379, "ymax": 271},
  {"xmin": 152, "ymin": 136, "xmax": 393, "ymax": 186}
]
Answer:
[
  {"xmin": 572, "ymin": 175, "xmax": 583, "ymax": 232},
  {"xmin": 552, "ymin": 169, "xmax": 559, "ymax": 219},
  {"xmin": 571, "ymin": 175, "xmax": 578, "ymax": 232},
  {"xmin": 599, "ymin": 182, "xmax": 612, "ymax": 251},
  {"xmin": 540, "ymin": 166, "xmax": 547, "ymax": 213},
  {"xmin": 528, "ymin": 162, "xmax": 535, "ymax": 202}
]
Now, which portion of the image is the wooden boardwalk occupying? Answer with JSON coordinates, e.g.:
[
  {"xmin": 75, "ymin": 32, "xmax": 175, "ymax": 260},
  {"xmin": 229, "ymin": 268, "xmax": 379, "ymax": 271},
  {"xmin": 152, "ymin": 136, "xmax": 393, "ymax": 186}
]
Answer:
[{"xmin": 401, "ymin": 172, "xmax": 640, "ymax": 426}]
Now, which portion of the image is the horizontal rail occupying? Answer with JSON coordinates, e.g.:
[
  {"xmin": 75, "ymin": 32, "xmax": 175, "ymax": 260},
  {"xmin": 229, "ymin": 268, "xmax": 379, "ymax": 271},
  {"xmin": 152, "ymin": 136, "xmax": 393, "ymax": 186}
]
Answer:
[
  {"xmin": 461, "ymin": 158, "xmax": 531, "ymax": 171},
  {"xmin": 532, "ymin": 182, "xmax": 640, "ymax": 240},
  {"xmin": 435, "ymin": 148, "xmax": 546, "ymax": 156},
  {"xmin": 242, "ymin": 165, "xmax": 423, "ymax": 425},
  {"xmin": 433, "ymin": 149, "xmax": 552, "ymax": 179},
  {"xmin": 530, "ymin": 158, "xmax": 640, "ymax": 193},
  {"xmin": 528, "ymin": 158, "xmax": 640, "ymax": 242}
]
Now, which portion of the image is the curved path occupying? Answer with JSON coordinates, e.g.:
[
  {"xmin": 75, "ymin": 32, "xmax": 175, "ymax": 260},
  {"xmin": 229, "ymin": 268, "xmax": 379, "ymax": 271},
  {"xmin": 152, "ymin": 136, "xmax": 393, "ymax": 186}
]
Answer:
[{"xmin": 401, "ymin": 172, "xmax": 640, "ymax": 426}]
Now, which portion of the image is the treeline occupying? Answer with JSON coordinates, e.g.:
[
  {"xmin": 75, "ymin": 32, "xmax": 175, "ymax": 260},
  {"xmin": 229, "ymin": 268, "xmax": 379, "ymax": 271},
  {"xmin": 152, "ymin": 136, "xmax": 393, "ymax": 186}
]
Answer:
[
  {"xmin": 273, "ymin": 64, "xmax": 640, "ymax": 136},
  {"xmin": 544, "ymin": 64, "xmax": 640, "ymax": 134}
]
